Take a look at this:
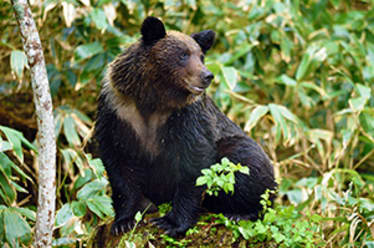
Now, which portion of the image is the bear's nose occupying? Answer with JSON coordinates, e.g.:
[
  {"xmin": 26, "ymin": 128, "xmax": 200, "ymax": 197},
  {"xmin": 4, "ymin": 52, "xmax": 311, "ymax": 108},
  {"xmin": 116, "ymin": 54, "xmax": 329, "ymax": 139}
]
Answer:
[{"xmin": 202, "ymin": 71, "xmax": 214, "ymax": 86}]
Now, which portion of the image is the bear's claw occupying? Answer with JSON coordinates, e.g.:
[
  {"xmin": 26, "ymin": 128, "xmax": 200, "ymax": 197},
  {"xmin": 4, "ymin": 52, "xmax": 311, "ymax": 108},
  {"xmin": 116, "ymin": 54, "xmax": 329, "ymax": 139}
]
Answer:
[
  {"xmin": 110, "ymin": 218, "xmax": 135, "ymax": 236},
  {"xmin": 151, "ymin": 216, "xmax": 188, "ymax": 237}
]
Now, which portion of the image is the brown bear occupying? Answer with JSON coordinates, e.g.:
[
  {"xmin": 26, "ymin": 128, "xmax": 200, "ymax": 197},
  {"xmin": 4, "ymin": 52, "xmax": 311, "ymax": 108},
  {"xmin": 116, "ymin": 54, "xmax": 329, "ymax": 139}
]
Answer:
[{"xmin": 95, "ymin": 16, "xmax": 277, "ymax": 237}]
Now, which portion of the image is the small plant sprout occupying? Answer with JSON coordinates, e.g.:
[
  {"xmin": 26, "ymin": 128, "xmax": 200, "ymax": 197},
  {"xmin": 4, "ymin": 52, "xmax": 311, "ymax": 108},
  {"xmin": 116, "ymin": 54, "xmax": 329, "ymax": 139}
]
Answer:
[{"xmin": 196, "ymin": 157, "xmax": 249, "ymax": 196}]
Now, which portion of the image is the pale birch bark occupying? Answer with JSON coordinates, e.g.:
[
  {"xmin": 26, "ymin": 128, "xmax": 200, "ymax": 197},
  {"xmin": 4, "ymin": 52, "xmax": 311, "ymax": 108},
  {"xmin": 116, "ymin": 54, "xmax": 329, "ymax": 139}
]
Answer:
[{"xmin": 11, "ymin": 1, "xmax": 56, "ymax": 247}]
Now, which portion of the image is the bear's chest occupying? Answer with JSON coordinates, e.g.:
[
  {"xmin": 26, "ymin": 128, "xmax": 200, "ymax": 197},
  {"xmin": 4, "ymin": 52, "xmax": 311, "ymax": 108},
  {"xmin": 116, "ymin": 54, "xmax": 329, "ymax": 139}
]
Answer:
[{"xmin": 115, "ymin": 101, "xmax": 170, "ymax": 156}]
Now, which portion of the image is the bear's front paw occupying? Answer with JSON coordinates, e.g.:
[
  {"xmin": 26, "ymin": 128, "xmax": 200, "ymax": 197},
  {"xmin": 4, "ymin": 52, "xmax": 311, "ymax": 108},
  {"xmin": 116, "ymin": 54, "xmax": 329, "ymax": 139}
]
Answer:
[
  {"xmin": 151, "ymin": 215, "xmax": 190, "ymax": 237},
  {"xmin": 111, "ymin": 217, "xmax": 136, "ymax": 236}
]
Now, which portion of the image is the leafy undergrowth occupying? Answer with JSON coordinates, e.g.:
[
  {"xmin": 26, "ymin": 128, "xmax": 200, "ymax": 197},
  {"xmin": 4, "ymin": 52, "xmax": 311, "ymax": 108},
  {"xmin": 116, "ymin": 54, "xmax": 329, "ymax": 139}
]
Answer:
[
  {"xmin": 90, "ymin": 195, "xmax": 324, "ymax": 248},
  {"xmin": 96, "ymin": 214, "xmax": 255, "ymax": 248}
]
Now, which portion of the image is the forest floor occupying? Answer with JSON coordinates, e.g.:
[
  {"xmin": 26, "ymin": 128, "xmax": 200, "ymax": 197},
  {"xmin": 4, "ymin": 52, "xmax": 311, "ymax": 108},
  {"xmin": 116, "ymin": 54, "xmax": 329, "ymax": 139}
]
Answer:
[{"xmin": 91, "ymin": 212, "xmax": 270, "ymax": 248}]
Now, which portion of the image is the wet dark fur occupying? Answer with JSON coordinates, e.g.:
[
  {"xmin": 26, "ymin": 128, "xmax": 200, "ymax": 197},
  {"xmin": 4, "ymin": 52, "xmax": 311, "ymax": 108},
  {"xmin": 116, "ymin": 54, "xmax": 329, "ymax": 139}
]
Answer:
[{"xmin": 95, "ymin": 17, "xmax": 277, "ymax": 237}]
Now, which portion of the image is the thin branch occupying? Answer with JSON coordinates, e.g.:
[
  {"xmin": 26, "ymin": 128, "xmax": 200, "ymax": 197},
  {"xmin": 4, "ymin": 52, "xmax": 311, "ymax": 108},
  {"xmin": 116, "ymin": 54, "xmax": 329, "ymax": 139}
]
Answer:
[{"xmin": 11, "ymin": 1, "xmax": 56, "ymax": 247}]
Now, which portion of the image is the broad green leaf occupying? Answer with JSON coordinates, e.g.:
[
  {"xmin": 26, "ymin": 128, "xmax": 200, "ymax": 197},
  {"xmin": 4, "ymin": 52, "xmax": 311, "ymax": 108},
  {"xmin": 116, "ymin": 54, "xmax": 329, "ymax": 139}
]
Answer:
[
  {"xmin": 74, "ymin": 168, "xmax": 93, "ymax": 190},
  {"xmin": 0, "ymin": 126, "xmax": 23, "ymax": 163},
  {"xmin": 77, "ymin": 178, "xmax": 108, "ymax": 200},
  {"xmin": 272, "ymin": 228, "xmax": 285, "ymax": 243},
  {"xmin": 88, "ymin": 157, "xmax": 105, "ymax": 178},
  {"xmin": 366, "ymin": 241, "xmax": 374, "ymax": 248},
  {"xmin": 356, "ymin": 84, "xmax": 371, "ymax": 99},
  {"xmin": 360, "ymin": 112, "xmax": 374, "ymax": 136},
  {"xmin": 89, "ymin": 196, "xmax": 114, "ymax": 217},
  {"xmin": 55, "ymin": 203, "xmax": 73, "ymax": 227},
  {"xmin": 10, "ymin": 50, "xmax": 27, "ymax": 78},
  {"xmin": 349, "ymin": 97, "xmax": 367, "ymax": 112},
  {"xmin": 12, "ymin": 207, "xmax": 35, "ymax": 221},
  {"xmin": 196, "ymin": 176, "xmax": 208, "ymax": 186},
  {"xmin": 71, "ymin": 201, "xmax": 87, "ymax": 217},
  {"xmin": 286, "ymin": 189, "xmax": 304, "ymax": 205},
  {"xmin": 3, "ymin": 209, "xmax": 31, "ymax": 245},
  {"xmin": 0, "ymin": 140, "xmax": 12, "ymax": 152},
  {"xmin": 244, "ymin": 105, "xmax": 269, "ymax": 132},
  {"xmin": 90, "ymin": 8, "xmax": 108, "ymax": 31},
  {"xmin": 86, "ymin": 200, "xmax": 104, "ymax": 218},
  {"xmin": 72, "ymin": 109, "xmax": 93, "ymax": 124},
  {"xmin": 63, "ymin": 115, "xmax": 81, "ymax": 146},
  {"xmin": 221, "ymin": 66, "xmax": 238, "ymax": 90},
  {"xmin": 75, "ymin": 42, "xmax": 103, "ymax": 61}
]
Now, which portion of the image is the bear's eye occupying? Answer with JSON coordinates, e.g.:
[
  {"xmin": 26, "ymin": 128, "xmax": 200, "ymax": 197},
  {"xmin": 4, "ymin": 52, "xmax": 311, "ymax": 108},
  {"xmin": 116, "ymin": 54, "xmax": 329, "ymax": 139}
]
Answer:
[
  {"xmin": 179, "ymin": 52, "xmax": 189, "ymax": 61},
  {"xmin": 200, "ymin": 54, "xmax": 205, "ymax": 63}
]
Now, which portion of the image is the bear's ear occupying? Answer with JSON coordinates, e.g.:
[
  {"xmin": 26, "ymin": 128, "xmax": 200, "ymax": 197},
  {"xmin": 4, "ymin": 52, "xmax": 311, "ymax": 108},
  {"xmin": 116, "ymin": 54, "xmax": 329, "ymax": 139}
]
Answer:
[
  {"xmin": 141, "ymin": 17, "xmax": 166, "ymax": 46},
  {"xmin": 191, "ymin": 30, "xmax": 215, "ymax": 53}
]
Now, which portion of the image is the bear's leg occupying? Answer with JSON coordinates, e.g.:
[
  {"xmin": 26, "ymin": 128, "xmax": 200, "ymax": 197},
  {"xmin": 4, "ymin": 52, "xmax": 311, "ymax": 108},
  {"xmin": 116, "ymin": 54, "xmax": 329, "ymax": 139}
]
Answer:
[
  {"xmin": 203, "ymin": 135, "xmax": 277, "ymax": 219},
  {"xmin": 99, "ymin": 140, "xmax": 154, "ymax": 235},
  {"xmin": 106, "ymin": 166, "xmax": 151, "ymax": 235},
  {"xmin": 151, "ymin": 184, "xmax": 203, "ymax": 237}
]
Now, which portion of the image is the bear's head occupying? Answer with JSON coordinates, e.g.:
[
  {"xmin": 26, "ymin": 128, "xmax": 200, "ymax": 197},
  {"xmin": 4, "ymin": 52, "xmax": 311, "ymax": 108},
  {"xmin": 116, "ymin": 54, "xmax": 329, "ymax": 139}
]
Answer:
[{"xmin": 109, "ymin": 17, "xmax": 215, "ymax": 112}]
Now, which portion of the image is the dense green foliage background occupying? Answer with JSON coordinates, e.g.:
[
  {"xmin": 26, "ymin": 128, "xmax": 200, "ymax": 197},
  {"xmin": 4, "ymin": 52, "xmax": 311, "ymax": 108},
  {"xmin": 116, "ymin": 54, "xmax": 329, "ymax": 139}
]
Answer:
[{"xmin": 0, "ymin": 0, "xmax": 374, "ymax": 247}]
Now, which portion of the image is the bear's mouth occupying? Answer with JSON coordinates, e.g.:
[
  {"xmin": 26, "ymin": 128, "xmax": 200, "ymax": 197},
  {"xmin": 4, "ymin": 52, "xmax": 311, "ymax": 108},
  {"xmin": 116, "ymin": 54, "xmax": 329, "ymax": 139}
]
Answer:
[{"xmin": 188, "ymin": 85, "xmax": 206, "ymax": 95}]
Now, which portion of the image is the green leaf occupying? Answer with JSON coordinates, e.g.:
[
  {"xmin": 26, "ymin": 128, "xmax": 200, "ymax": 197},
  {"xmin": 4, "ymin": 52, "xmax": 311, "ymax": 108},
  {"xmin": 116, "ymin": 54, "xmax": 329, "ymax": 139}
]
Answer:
[
  {"xmin": 10, "ymin": 50, "xmax": 27, "ymax": 78},
  {"xmin": 88, "ymin": 157, "xmax": 105, "ymax": 178},
  {"xmin": 295, "ymin": 52, "xmax": 311, "ymax": 81},
  {"xmin": 0, "ymin": 153, "xmax": 32, "ymax": 181},
  {"xmin": 55, "ymin": 203, "xmax": 74, "ymax": 227},
  {"xmin": 196, "ymin": 176, "xmax": 208, "ymax": 186},
  {"xmin": 0, "ymin": 126, "xmax": 23, "ymax": 163},
  {"xmin": 87, "ymin": 199, "xmax": 104, "ymax": 218},
  {"xmin": 71, "ymin": 201, "xmax": 87, "ymax": 217},
  {"xmin": 286, "ymin": 189, "xmax": 304, "ymax": 204},
  {"xmin": 3, "ymin": 209, "xmax": 31, "ymax": 245},
  {"xmin": 239, "ymin": 167, "xmax": 250, "ymax": 175},
  {"xmin": 356, "ymin": 84, "xmax": 371, "ymax": 99},
  {"xmin": 276, "ymin": 105, "xmax": 299, "ymax": 123},
  {"xmin": 277, "ymin": 74, "xmax": 297, "ymax": 86},
  {"xmin": 349, "ymin": 97, "xmax": 367, "ymax": 112},
  {"xmin": 0, "ymin": 167, "xmax": 16, "ymax": 205},
  {"xmin": 244, "ymin": 105, "xmax": 269, "ymax": 132},
  {"xmin": 186, "ymin": 0, "xmax": 196, "ymax": 9},
  {"xmin": 90, "ymin": 8, "xmax": 108, "ymax": 31},
  {"xmin": 220, "ymin": 66, "xmax": 238, "ymax": 90},
  {"xmin": 0, "ymin": 140, "xmax": 12, "ymax": 153},
  {"xmin": 63, "ymin": 115, "xmax": 81, "ymax": 146},
  {"xmin": 75, "ymin": 42, "xmax": 104, "ymax": 61},
  {"xmin": 269, "ymin": 104, "xmax": 289, "ymax": 142},
  {"xmin": 135, "ymin": 211, "xmax": 142, "ymax": 222},
  {"xmin": 77, "ymin": 178, "xmax": 108, "ymax": 200},
  {"xmin": 11, "ymin": 207, "xmax": 35, "ymax": 222},
  {"xmin": 224, "ymin": 43, "xmax": 253, "ymax": 66},
  {"xmin": 89, "ymin": 195, "xmax": 114, "ymax": 217}
]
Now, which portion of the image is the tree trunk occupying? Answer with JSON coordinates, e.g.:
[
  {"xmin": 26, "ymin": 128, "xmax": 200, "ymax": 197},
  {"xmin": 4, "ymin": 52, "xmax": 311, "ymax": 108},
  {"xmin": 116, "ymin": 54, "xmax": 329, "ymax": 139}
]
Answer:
[{"xmin": 11, "ymin": 1, "xmax": 56, "ymax": 247}]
